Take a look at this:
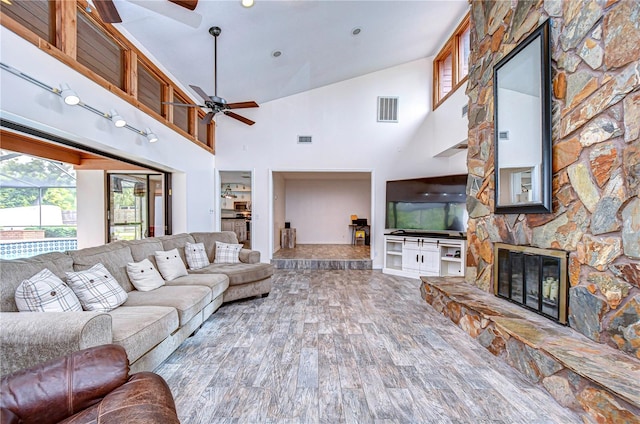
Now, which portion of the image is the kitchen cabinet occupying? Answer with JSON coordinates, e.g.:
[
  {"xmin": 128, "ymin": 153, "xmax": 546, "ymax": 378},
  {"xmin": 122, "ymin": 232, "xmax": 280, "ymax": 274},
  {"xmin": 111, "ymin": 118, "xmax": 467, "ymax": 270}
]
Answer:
[{"xmin": 221, "ymin": 218, "xmax": 246, "ymax": 242}]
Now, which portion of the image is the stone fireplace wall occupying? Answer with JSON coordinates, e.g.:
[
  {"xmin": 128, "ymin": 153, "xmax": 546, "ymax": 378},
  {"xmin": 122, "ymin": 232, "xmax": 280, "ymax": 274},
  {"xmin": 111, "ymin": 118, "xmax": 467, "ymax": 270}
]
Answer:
[{"xmin": 465, "ymin": 0, "xmax": 639, "ymax": 359}]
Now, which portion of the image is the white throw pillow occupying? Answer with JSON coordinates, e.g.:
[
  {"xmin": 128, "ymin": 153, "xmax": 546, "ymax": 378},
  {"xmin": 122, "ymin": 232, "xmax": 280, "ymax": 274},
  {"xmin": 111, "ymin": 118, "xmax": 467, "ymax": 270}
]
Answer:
[
  {"xmin": 185, "ymin": 242, "xmax": 210, "ymax": 270},
  {"xmin": 214, "ymin": 241, "xmax": 243, "ymax": 264},
  {"xmin": 154, "ymin": 248, "xmax": 188, "ymax": 281},
  {"xmin": 126, "ymin": 259, "xmax": 165, "ymax": 292},
  {"xmin": 15, "ymin": 268, "xmax": 82, "ymax": 312},
  {"xmin": 65, "ymin": 263, "xmax": 128, "ymax": 312}
]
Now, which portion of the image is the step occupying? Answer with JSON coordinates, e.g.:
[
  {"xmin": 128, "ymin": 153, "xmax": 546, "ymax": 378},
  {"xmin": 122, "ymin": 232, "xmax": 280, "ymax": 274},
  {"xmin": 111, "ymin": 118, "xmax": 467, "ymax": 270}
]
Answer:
[{"xmin": 271, "ymin": 258, "xmax": 372, "ymax": 270}]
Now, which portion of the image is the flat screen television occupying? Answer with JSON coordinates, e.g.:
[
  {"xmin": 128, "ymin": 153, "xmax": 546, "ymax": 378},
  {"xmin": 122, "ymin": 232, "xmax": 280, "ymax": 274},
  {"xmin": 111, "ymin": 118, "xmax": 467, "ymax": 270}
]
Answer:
[{"xmin": 385, "ymin": 174, "xmax": 468, "ymax": 237}]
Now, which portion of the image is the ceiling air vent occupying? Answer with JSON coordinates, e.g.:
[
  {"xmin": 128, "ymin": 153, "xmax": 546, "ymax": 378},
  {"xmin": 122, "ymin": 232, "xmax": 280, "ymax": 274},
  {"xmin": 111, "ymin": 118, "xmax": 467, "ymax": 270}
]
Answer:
[
  {"xmin": 297, "ymin": 135, "xmax": 312, "ymax": 144},
  {"xmin": 377, "ymin": 96, "xmax": 398, "ymax": 123}
]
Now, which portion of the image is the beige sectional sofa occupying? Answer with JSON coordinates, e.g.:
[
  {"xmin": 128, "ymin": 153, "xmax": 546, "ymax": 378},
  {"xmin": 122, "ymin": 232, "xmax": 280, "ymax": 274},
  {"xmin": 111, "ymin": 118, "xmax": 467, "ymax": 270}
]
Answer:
[{"xmin": 0, "ymin": 231, "xmax": 273, "ymax": 376}]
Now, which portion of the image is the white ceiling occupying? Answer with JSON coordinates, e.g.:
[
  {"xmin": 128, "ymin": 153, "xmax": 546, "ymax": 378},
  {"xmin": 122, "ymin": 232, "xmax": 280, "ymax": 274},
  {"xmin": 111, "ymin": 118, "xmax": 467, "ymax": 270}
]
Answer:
[{"xmin": 110, "ymin": 0, "xmax": 469, "ymax": 105}]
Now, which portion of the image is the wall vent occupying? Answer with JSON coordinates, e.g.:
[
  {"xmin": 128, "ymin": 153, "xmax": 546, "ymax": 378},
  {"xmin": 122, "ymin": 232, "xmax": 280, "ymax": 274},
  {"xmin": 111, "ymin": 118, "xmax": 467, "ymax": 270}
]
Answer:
[
  {"xmin": 297, "ymin": 135, "xmax": 312, "ymax": 144},
  {"xmin": 462, "ymin": 104, "xmax": 469, "ymax": 117},
  {"xmin": 377, "ymin": 96, "xmax": 398, "ymax": 122}
]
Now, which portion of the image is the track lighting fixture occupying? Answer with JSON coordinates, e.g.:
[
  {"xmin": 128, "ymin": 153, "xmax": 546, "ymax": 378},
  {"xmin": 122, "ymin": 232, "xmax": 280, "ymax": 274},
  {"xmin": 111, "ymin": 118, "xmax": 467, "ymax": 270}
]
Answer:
[
  {"xmin": 60, "ymin": 83, "xmax": 80, "ymax": 105},
  {"xmin": 109, "ymin": 109, "xmax": 126, "ymax": 128},
  {"xmin": 145, "ymin": 128, "xmax": 158, "ymax": 143}
]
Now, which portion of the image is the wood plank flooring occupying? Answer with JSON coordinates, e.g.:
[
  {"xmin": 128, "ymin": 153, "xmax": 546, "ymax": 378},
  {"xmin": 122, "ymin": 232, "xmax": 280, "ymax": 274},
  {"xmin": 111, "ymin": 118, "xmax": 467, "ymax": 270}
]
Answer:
[{"xmin": 155, "ymin": 270, "xmax": 581, "ymax": 423}]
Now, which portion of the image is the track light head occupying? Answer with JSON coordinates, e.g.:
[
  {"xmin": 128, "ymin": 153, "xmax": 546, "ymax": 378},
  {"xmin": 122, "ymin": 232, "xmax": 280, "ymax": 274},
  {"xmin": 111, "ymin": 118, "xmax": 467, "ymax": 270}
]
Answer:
[
  {"xmin": 60, "ymin": 83, "xmax": 80, "ymax": 105},
  {"xmin": 109, "ymin": 109, "xmax": 126, "ymax": 127},
  {"xmin": 145, "ymin": 128, "xmax": 158, "ymax": 143}
]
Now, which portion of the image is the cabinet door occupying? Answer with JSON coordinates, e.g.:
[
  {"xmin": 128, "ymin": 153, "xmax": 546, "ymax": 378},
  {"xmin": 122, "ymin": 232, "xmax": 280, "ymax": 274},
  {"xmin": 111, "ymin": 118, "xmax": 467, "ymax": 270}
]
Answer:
[
  {"xmin": 221, "ymin": 220, "xmax": 234, "ymax": 231},
  {"xmin": 420, "ymin": 245, "xmax": 440, "ymax": 274},
  {"xmin": 235, "ymin": 222, "xmax": 247, "ymax": 242}
]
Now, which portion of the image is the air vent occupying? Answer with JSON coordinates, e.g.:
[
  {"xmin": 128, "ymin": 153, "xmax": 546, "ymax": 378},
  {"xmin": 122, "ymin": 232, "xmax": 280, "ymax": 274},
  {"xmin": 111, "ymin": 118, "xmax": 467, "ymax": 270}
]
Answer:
[
  {"xmin": 462, "ymin": 104, "xmax": 469, "ymax": 117},
  {"xmin": 297, "ymin": 135, "xmax": 312, "ymax": 144},
  {"xmin": 377, "ymin": 96, "xmax": 398, "ymax": 122},
  {"xmin": 498, "ymin": 131, "xmax": 510, "ymax": 140}
]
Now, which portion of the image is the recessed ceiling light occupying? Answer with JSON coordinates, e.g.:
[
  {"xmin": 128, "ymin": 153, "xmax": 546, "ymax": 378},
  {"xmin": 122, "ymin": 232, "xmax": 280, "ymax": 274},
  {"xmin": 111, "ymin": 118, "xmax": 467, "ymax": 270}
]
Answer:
[
  {"xmin": 272, "ymin": 50, "xmax": 282, "ymax": 58},
  {"xmin": 241, "ymin": 0, "xmax": 254, "ymax": 7},
  {"xmin": 352, "ymin": 27, "xmax": 362, "ymax": 36}
]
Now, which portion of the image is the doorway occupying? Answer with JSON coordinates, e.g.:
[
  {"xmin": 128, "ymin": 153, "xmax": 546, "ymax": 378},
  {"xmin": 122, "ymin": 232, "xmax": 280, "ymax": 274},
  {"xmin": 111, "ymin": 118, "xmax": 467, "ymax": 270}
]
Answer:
[
  {"xmin": 219, "ymin": 171, "xmax": 252, "ymax": 248},
  {"xmin": 107, "ymin": 173, "xmax": 166, "ymax": 242}
]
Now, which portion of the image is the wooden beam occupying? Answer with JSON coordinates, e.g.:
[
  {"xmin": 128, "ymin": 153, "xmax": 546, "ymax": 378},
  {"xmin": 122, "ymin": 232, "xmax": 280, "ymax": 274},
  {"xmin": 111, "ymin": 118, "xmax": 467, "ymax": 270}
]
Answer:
[
  {"xmin": 74, "ymin": 158, "xmax": 147, "ymax": 171},
  {"xmin": 55, "ymin": 0, "xmax": 77, "ymax": 59},
  {"xmin": 0, "ymin": 130, "xmax": 83, "ymax": 165}
]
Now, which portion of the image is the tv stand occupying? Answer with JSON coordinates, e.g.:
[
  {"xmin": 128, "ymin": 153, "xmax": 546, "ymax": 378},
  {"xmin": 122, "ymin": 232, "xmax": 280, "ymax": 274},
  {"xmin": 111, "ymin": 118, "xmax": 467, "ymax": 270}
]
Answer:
[{"xmin": 383, "ymin": 233, "xmax": 466, "ymax": 279}]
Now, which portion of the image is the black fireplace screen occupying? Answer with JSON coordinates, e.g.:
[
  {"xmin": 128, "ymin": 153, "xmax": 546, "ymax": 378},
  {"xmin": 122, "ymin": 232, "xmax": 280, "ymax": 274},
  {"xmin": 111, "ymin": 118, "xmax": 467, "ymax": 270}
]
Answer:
[{"xmin": 494, "ymin": 243, "xmax": 568, "ymax": 324}]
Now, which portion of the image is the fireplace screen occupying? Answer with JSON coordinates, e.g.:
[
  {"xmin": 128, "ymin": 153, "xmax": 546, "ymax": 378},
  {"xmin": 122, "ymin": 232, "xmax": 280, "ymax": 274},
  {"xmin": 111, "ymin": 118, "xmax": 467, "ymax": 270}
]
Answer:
[{"xmin": 494, "ymin": 243, "xmax": 569, "ymax": 324}]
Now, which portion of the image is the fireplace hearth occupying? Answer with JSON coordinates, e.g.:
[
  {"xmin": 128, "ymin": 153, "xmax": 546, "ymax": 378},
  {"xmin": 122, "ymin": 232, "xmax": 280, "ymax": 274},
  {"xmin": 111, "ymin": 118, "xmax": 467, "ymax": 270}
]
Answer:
[{"xmin": 494, "ymin": 243, "xmax": 569, "ymax": 324}]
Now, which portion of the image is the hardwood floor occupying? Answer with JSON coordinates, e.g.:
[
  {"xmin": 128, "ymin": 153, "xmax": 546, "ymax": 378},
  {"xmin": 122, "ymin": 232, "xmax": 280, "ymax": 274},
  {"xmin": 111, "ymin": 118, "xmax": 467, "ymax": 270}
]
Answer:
[{"xmin": 155, "ymin": 270, "xmax": 580, "ymax": 423}]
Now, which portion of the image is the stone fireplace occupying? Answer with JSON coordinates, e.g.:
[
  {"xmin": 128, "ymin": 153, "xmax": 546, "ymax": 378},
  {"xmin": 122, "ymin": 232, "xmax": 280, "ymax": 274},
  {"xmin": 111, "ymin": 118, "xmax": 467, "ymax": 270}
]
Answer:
[{"xmin": 494, "ymin": 243, "xmax": 569, "ymax": 324}]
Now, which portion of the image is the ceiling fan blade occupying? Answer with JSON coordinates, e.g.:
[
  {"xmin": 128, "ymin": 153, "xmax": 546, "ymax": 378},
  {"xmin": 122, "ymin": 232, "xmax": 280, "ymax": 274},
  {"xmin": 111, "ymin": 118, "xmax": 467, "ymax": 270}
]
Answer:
[
  {"xmin": 162, "ymin": 101, "xmax": 206, "ymax": 108},
  {"xmin": 126, "ymin": 0, "xmax": 202, "ymax": 28},
  {"xmin": 202, "ymin": 112, "xmax": 215, "ymax": 125},
  {"xmin": 168, "ymin": 0, "xmax": 198, "ymax": 11},
  {"xmin": 93, "ymin": 0, "xmax": 122, "ymax": 23},
  {"xmin": 224, "ymin": 111, "xmax": 255, "ymax": 126},
  {"xmin": 189, "ymin": 85, "xmax": 212, "ymax": 102},
  {"xmin": 226, "ymin": 101, "xmax": 259, "ymax": 109}
]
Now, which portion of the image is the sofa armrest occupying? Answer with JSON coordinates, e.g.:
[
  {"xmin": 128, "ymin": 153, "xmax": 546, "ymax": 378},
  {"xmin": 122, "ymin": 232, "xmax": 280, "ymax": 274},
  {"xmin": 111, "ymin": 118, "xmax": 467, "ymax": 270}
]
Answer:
[
  {"xmin": 0, "ymin": 344, "xmax": 129, "ymax": 424},
  {"xmin": 239, "ymin": 248, "xmax": 260, "ymax": 264},
  {"xmin": 0, "ymin": 312, "xmax": 112, "ymax": 376}
]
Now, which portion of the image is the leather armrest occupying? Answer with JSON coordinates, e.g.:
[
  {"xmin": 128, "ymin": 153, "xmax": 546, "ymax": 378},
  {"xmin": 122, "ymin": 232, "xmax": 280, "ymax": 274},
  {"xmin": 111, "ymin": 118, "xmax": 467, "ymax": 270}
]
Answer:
[{"xmin": 0, "ymin": 344, "xmax": 129, "ymax": 424}]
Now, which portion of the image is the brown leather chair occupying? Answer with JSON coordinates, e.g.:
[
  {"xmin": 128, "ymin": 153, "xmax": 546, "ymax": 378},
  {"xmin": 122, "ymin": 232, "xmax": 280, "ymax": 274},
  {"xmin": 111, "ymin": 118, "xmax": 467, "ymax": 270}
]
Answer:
[{"xmin": 0, "ymin": 344, "xmax": 180, "ymax": 424}]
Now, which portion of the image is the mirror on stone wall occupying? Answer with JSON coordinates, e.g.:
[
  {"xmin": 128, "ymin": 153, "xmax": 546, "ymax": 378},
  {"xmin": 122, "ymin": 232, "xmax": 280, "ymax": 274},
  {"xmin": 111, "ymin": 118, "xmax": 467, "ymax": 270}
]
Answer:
[{"xmin": 494, "ymin": 20, "xmax": 552, "ymax": 214}]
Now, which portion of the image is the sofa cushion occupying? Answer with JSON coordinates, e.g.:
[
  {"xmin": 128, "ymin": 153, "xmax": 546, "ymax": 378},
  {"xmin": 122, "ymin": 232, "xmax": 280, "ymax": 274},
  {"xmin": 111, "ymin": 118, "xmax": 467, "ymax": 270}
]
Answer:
[
  {"xmin": 108, "ymin": 306, "xmax": 178, "ymax": 364},
  {"xmin": 165, "ymin": 274, "xmax": 229, "ymax": 299},
  {"xmin": 189, "ymin": 262, "xmax": 274, "ymax": 286},
  {"xmin": 123, "ymin": 286, "xmax": 211, "ymax": 326},
  {"xmin": 190, "ymin": 232, "xmax": 239, "ymax": 263},
  {"xmin": 126, "ymin": 239, "xmax": 164, "ymax": 266},
  {"xmin": 66, "ymin": 264, "xmax": 129, "ymax": 312},
  {"xmin": 213, "ymin": 241, "xmax": 242, "ymax": 264},
  {"xmin": 0, "ymin": 253, "xmax": 74, "ymax": 312},
  {"xmin": 126, "ymin": 259, "xmax": 165, "ymax": 292},
  {"xmin": 154, "ymin": 249, "xmax": 188, "ymax": 281},
  {"xmin": 15, "ymin": 269, "xmax": 82, "ymax": 312},
  {"xmin": 184, "ymin": 242, "xmax": 210, "ymax": 270},
  {"xmin": 69, "ymin": 243, "xmax": 135, "ymax": 292},
  {"xmin": 157, "ymin": 234, "xmax": 195, "ymax": 265}
]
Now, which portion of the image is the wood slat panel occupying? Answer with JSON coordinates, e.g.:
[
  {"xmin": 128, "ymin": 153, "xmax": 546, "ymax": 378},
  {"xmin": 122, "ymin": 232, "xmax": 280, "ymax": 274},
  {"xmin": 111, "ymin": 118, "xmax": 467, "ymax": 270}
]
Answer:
[
  {"xmin": 0, "ymin": 0, "xmax": 51, "ymax": 43},
  {"xmin": 196, "ymin": 114, "xmax": 208, "ymax": 145},
  {"xmin": 76, "ymin": 10, "xmax": 123, "ymax": 88},
  {"xmin": 138, "ymin": 62, "xmax": 163, "ymax": 115},
  {"xmin": 173, "ymin": 94, "xmax": 189, "ymax": 134}
]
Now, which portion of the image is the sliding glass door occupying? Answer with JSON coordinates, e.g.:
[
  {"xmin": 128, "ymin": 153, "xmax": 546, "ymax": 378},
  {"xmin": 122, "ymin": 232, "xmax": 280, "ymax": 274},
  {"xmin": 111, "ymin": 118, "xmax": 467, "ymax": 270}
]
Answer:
[{"xmin": 107, "ymin": 173, "xmax": 166, "ymax": 242}]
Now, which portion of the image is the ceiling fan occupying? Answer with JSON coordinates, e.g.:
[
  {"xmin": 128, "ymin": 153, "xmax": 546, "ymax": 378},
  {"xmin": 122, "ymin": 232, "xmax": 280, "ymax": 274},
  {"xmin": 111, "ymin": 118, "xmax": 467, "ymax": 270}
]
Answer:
[
  {"xmin": 165, "ymin": 26, "xmax": 259, "ymax": 126},
  {"xmin": 92, "ymin": 0, "xmax": 201, "ymax": 28}
]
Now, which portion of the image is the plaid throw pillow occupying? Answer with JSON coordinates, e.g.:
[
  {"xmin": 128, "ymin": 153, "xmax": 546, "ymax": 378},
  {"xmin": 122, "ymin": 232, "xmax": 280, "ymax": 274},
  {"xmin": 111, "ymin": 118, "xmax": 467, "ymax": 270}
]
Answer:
[
  {"xmin": 185, "ymin": 242, "xmax": 210, "ymax": 270},
  {"xmin": 66, "ymin": 263, "xmax": 128, "ymax": 312},
  {"xmin": 214, "ymin": 241, "xmax": 243, "ymax": 264},
  {"xmin": 15, "ymin": 268, "xmax": 82, "ymax": 312}
]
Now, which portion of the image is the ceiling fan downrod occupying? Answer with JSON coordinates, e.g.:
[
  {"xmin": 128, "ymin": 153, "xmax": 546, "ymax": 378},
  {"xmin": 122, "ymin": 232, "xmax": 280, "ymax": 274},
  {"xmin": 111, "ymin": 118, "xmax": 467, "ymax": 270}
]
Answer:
[{"xmin": 209, "ymin": 26, "xmax": 221, "ymax": 98}]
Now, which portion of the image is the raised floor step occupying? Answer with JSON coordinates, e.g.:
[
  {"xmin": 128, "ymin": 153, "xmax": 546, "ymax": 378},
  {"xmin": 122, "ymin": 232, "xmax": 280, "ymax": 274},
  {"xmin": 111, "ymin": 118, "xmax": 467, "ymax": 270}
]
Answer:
[{"xmin": 271, "ymin": 258, "xmax": 372, "ymax": 270}]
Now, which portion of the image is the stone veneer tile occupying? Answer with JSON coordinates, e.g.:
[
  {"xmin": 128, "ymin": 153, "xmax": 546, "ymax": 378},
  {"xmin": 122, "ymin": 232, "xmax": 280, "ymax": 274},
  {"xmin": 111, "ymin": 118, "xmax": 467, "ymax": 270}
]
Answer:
[
  {"xmin": 621, "ymin": 198, "xmax": 640, "ymax": 259},
  {"xmin": 603, "ymin": 0, "xmax": 640, "ymax": 69}
]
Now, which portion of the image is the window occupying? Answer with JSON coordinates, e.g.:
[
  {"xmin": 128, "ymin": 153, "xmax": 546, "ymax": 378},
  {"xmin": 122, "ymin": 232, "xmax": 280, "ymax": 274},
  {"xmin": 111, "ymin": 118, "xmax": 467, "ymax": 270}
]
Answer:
[
  {"xmin": 138, "ymin": 62, "xmax": 164, "ymax": 116},
  {"xmin": 76, "ymin": 10, "xmax": 124, "ymax": 89},
  {"xmin": 0, "ymin": 0, "xmax": 52, "ymax": 43},
  {"xmin": 433, "ymin": 13, "xmax": 470, "ymax": 109}
]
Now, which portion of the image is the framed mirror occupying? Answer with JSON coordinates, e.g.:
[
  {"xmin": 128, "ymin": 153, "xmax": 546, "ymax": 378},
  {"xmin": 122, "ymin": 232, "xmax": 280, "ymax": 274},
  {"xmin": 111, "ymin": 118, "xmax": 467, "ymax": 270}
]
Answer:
[{"xmin": 494, "ymin": 20, "xmax": 552, "ymax": 214}]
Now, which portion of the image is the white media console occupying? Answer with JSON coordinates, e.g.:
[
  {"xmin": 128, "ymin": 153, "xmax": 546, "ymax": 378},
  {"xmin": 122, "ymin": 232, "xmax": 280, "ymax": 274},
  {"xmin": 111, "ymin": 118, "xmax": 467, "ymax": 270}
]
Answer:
[{"xmin": 383, "ymin": 233, "xmax": 466, "ymax": 279}]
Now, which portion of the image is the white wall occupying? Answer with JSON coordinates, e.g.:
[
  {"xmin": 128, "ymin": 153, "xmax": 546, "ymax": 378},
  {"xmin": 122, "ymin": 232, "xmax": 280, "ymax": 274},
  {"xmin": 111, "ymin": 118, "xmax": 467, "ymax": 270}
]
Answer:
[
  {"xmin": 497, "ymin": 88, "xmax": 542, "ymax": 168},
  {"xmin": 272, "ymin": 172, "xmax": 286, "ymax": 251},
  {"xmin": 76, "ymin": 170, "xmax": 106, "ymax": 248},
  {"xmin": 216, "ymin": 58, "xmax": 468, "ymax": 267},
  {"xmin": 0, "ymin": 27, "xmax": 216, "ymax": 243},
  {"xmin": 284, "ymin": 178, "xmax": 371, "ymax": 244}
]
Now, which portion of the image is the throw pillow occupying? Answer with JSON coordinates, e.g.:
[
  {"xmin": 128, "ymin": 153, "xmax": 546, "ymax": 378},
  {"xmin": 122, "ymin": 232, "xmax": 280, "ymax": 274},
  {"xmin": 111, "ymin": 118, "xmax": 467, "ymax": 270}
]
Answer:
[
  {"xmin": 15, "ymin": 268, "xmax": 82, "ymax": 312},
  {"xmin": 214, "ymin": 241, "xmax": 243, "ymax": 264},
  {"xmin": 185, "ymin": 242, "xmax": 210, "ymax": 270},
  {"xmin": 65, "ymin": 263, "xmax": 128, "ymax": 312},
  {"xmin": 154, "ymin": 248, "xmax": 188, "ymax": 281},
  {"xmin": 126, "ymin": 259, "xmax": 165, "ymax": 292}
]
